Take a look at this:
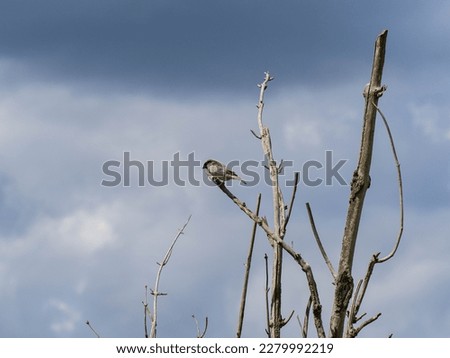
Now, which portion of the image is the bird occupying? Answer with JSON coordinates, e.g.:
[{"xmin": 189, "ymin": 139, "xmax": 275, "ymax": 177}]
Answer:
[{"xmin": 203, "ymin": 159, "xmax": 247, "ymax": 184}]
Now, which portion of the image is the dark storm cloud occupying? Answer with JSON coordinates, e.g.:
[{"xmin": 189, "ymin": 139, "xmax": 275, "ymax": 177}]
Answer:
[{"xmin": 0, "ymin": 0, "xmax": 436, "ymax": 94}]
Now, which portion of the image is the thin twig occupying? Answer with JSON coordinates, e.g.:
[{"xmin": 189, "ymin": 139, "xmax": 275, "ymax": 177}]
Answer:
[
  {"xmin": 348, "ymin": 313, "xmax": 382, "ymax": 338},
  {"xmin": 143, "ymin": 285, "xmax": 149, "ymax": 338},
  {"xmin": 296, "ymin": 296, "xmax": 312, "ymax": 338},
  {"xmin": 237, "ymin": 194, "xmax": 262, "ymax": 338},
  {"xmin": 250, "ymin": 129, "xmax": 262, "ymax": 139},
  {"xmin": 296, "ymin": 315, "xmax": 303, "ymax": 337},
  {"xmin": 354, "ymin": 253, "xmax": 380, "ymax": 317},
  {"xmin": 282, "ymin": 172, "xmax": 300, "ymax": 234},
  {"xmin": 345, "ymin": 252, "xmax": 380, "ymax": 337},
  {"xmin": 149, "ymin": 215, "xmax": 192, "ymax": 338},
  {"xmin": 201, "ymin": 317, "xmax": 208, "ymax": 338},
  {"xmin": 264, "ymin": 253, "xmax": 270, "ymax": 337},
  {"xmin": 85, "ymin": 320, "xmax": 100, "ymax": 338},
  {"xmin": 303, "ymin": 296, "xmax": 312, "ymax": 338},
  {"xmin": 282, "ymin": 310, "xmax": 295, "ymax": 328},
  {"xmin": 372, "ymin": 102, "xmax": 404, "ymax": 263},
  {"xmin": 346, "ymin": 279, "xmax": 363, "ymax": 336},
  {"xmin": 192, "ymin": 315, "xmax": 208, "ymax": 338},
  {"xmin": 306, "ymin": 203, "xmax": 336, "ymax": 280}
]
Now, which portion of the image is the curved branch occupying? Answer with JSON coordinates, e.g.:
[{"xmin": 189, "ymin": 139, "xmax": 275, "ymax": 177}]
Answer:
[
  {"xmin": 192, "ymin": 315, "xmax": 208, "ymax": 338},
  {"xmin": 372, "ymin": 102, "xmax": 404, "ymax": 263}
]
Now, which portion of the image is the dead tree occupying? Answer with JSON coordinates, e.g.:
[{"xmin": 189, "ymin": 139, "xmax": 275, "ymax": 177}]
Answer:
[
  {"xmin": 329, "ymin": 29, "xmax": 404, "ymax": 338},
  {"xmin": 206, "ymin": 29, "xmax": 403, "ymax": 337}
]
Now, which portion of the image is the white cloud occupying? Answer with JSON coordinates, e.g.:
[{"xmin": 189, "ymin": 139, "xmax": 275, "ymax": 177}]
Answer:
[
  {"xmin": 0, "ymin": 205, "xmax": 117, "ymax": 259},
  {"xmin": 409, "ymin": 102, "xmax": 450, "ymax": 142},
  {"xmin": 46, "ymin": 299, "xmax": 82, "ymax": 334},
  {"xmin": 272, "ymin": 85, "xmax": 361, "ymax": 154},
  {"xmin": 47, "ymin": 207, "xmax": 117, "ymax": 256}
]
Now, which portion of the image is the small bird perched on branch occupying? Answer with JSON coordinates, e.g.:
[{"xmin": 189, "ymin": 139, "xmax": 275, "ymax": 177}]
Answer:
[{"xmin": 203, "ymin": 159, "xmax": 247, "ymax": 184}]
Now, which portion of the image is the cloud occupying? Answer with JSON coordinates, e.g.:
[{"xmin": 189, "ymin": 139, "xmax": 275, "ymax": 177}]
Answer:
[
  {"xmin": 0, "ymin": 2, "xmax": 450, "ymax": 338},
  {"xmin": 0, "ymin": 70, "xmax": 448, "ymax": 337},
  {"xmin": 46, "ymin": 299, "xmax": 82, "ymax": 335},
  {"xmin": 40, "ymin": 207, "xmax": 116, "ymax": 256},
  {"xmin": 409, "ymin": 102, "xmax": 450, "ymax": 142},
  {"xmin": 2, "ymin": 1, "xmax": 445, "ymax": 95}
]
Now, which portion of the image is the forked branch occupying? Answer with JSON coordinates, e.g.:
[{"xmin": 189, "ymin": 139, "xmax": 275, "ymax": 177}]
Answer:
[
  {"xmin": 210, "ymin": 72, "xmax": 325, "ymax": 337},
  {"xmin": 149, "ymin": 215, "xmax": 192, "ymax": 338}
]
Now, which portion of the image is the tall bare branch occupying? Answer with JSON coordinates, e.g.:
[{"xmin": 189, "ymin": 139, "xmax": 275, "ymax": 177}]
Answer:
[
  {"xmin": 237, "ymin": 194, "xmax": 262, "ymax": 338},
  {"xmin": 211, "ymin": 71, "xmax": 326, "ymax": 337},
  {"xmin": 255, "ymin": 72, "xmax": 285, "ymax": 337},
  {"xmin": 330, "ymin": 30, "xmax": 388, "ymax": 338}
]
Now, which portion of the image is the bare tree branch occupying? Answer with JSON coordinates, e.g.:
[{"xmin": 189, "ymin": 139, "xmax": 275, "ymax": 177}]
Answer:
[
  {"xmin": 264, "ymin": 253, "xmax": 270, "ymax": 337},
  {"xmin": 149, "ymin": 215, "xmax": 192, "ymax": 338},
  {"xmin": 354, "ymin": 253, "xmax": 379, "ymax": 318},
  {"xmin": 85, "ymin": 320, "xmax": 100, "ymax": 338},
  {"xmin": 237, "ymin": 194, "xmax": 262, "ymax": 338},
  {"xmin": 207, "ymin": 72, "xmax": 329, "ymax": 337},
  {"xmin": 372, "ymin": 102, "xmax": 404, "ymax": 263},
  {"xmin": 281, "ymin": 309, "xmax": 295, "ymax": 329},
  {"xmin": 214, "ymin": 181, "xmax": 275, "ymax": 239},
  {"xmin": 282, "ymin": 172, "xmax": 300, "ymax": 234},
  {"xmin": 306, "ymin": 202, "xmax": 336, "ymax": 280},
  {"xmin": 330, "ymin": 30, "xmax": 388, "ymax": 338},
  {"xmin": 300, "ymin": 295, "xmax": 313, "ymax": 338},
  {"xmin": 143, "ymin": 285, "xmax": 149, "ymax": 338},
  {"xmin": 346, "ymin": 278, "xmax": 363, "ymax": 337},
  {"xmin": 250, "ymin": 129, "xmax": 262, "ymax": 139},
  {"xmin": 256, "ymin": 72, "xmax": 285, "ymax": 338},
  {"xmin": 214, "ymin": 181, "xmax": 326, "ymax": 337},
  {"xmin": 345, "ymin": 103, "xmax": 404, "ymax": 336},
  {"xmin": 348, "ymin": 313, "xmax": 382, "ymax": 338},
  {"xmin": 192, "ymin": 315, "xmax": 208, "ymax": 338}
]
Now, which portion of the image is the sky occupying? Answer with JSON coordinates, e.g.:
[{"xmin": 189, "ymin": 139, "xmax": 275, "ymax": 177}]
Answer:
[{"xmin": 0, "ymin": 1, "xmax": 449, "ymax": 338}]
